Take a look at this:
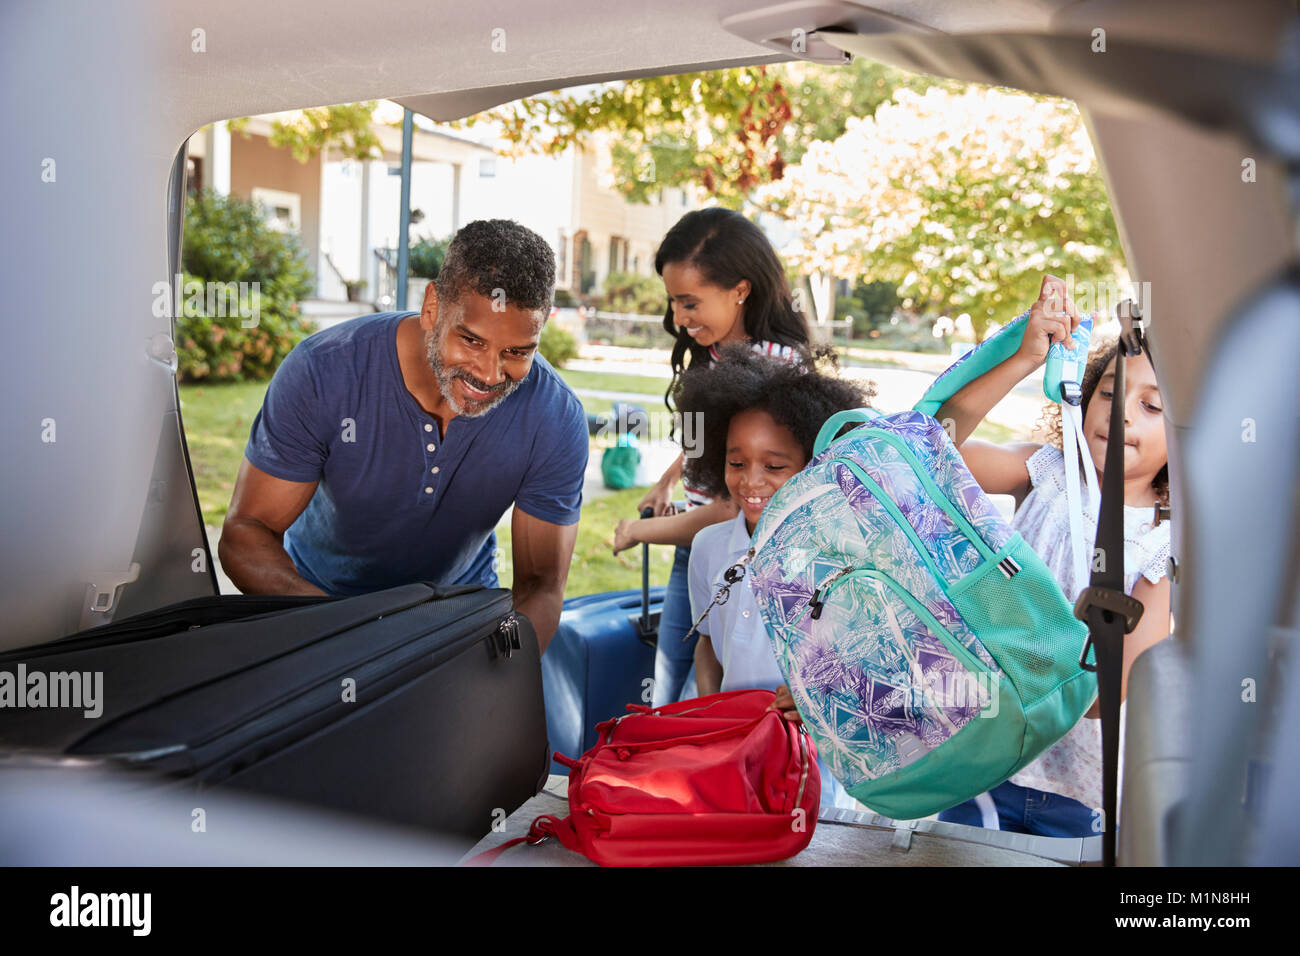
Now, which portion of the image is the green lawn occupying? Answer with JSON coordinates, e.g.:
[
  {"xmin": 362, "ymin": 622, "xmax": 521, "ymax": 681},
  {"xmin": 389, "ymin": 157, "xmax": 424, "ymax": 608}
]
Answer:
[
  {"xmin": 556, "ymin": 368, "xmax": 669, "ymax": 397},
  {"xmin": 972, "ymin": 418, "xmax": 1020, "ymax": 444},
  {"xmin": 179, "ymin": 381, "xmax": 270, "ymax": 527}
]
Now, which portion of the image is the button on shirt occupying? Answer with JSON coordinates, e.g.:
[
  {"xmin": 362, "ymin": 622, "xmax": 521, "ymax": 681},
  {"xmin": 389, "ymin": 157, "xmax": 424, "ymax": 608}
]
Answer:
[
  {"xmin": 688, "ymin": 510, "xmax": 784, "ymax": 693},
  {"xmin": 244, "ymin": 312, "xmax": 588, "ymax": 596}
]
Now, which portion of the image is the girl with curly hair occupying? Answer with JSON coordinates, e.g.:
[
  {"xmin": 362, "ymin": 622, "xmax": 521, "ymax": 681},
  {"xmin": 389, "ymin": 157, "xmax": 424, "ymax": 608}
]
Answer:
[
  {"xmin": 932, "ymin": 275, "xmax": 1172, "ymax": 838},
  {"xmin": 674, "ymin": 346, "xmax": 872, "ymax": 687},
  {"xmin": 673, "ymin": 345, "xmax": 874, "ymax": 807}
]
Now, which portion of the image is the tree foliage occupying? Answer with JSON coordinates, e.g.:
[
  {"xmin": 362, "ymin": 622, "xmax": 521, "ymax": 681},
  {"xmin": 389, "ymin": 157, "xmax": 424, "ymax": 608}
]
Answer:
[
  {"xmin": 755, "ymin": 86, "xmax": 1126, "ymax": 340},
  {"xmin": 454, "ymin": 61, "xmax": 950, "ymax": 207},
  {"xmin": 228, "ymin": 102, "xmax": 384, "ymax": 163}
]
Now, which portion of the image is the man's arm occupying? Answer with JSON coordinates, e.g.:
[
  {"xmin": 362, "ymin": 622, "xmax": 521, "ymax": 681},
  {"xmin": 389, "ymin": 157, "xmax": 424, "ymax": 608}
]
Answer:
[
  {"xmin": 219, "ymin": 458, "xmax": 327, "ymax": 596},
  {"xmin": 510, "ymin": 507, "xmax": 579, "ymax": 655}
]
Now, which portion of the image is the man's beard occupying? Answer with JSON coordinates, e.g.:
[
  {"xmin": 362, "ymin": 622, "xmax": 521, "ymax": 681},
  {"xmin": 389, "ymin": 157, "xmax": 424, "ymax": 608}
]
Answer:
[{"xmin": 426, "ymin": 327, "xmax": 522, "ymax": 417}]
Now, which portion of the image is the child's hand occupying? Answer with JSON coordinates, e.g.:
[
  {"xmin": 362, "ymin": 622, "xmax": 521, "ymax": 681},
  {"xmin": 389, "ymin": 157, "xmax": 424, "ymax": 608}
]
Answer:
[
  {"xmin": 1017, "ymin": 274, "xmax": 1082, "ymax": 368},
  {"xmin": 637, "ymin": 484, "xmax": 674, "ymax": 517},
  {"xmin": 612, "ymin": 518, "xmax": 640, "ymax": 555},
  {"xmin": 770, "ymin": 684, "xmax": 803, "ymax": 724}
]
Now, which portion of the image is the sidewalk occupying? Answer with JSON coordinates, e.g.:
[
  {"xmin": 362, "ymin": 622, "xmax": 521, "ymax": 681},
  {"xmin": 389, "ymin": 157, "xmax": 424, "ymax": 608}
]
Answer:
[{"xmin": 569, "ymin": 343, "xmax": 1048, "ymax": 438}]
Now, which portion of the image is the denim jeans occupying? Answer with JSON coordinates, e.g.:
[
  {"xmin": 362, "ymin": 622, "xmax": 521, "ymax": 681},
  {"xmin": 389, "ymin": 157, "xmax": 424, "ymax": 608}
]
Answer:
[
  {"xmin": 938, "ymin": 779, "xmax": 1098, "ymax": 838},
  {"xmin": 653, "ymin": 545, "xmax": 698, "ymax": 707}
]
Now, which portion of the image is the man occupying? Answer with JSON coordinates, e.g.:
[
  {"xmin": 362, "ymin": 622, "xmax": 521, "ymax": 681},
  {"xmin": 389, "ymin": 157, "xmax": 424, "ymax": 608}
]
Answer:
[{"xmin": 218, "ymin": 219, "xmax": 587, "ymax": 652}]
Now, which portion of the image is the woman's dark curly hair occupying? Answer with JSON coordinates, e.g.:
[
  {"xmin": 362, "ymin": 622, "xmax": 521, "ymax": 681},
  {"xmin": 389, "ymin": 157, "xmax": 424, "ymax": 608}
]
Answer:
[
  {"xmin": 675, "ymin": 343, "xmax": 876, "ymax": 499},
  {"xmin": 1033, "ymin": 333, "xmax": 1171, "ymax": 518}
]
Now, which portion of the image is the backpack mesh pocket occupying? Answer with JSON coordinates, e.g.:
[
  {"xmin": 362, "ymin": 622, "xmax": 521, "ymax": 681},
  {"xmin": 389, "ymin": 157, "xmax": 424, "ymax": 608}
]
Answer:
[{"xmin": 948, "ymin": 534, "xmax": 1090, "ymax": 709}]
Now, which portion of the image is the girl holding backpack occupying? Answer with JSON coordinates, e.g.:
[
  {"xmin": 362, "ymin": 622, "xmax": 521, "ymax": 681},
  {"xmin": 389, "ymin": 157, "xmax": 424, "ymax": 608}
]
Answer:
[
  {"xmin": 611, "ymin": 208, "xmax": 811, "ymax": 707},
  {"xmin": 933, "ymin": 275, "xmax": 1172, "ymax": 837},
  {"xmin": 673, "ymin": 344, "xmax": 876, "ymax": 807}
]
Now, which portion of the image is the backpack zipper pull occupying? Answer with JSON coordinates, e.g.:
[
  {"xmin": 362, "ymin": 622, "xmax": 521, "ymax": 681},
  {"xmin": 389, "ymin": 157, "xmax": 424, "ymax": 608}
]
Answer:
[{"xmin": 809, "ymin": 566, "xmax": 855, "ymax": 620}]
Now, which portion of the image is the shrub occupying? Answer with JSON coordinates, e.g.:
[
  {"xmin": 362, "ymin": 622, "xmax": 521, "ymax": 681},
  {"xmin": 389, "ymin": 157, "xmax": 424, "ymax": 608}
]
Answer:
[
  {"xmin": 176, "ymin": 272, "xmax": 316, "ymax": 381},
  {"xmin": 177, "ymin": 189, "xmax": 316, "ymax": 382},
  {"xmin": 539, "ymin": 323, "xmax": 578, "ymax": 369},
  {"xmin": 597, "ymin": 270, "xmax": 664, "ymax": 315},
  {"xmin": 836, "ymin": 278, "xmax": 901, "ymax": 337},
  {"xmin": 408, "ymin": 235, "xmax": 451, "ymax": 280}
]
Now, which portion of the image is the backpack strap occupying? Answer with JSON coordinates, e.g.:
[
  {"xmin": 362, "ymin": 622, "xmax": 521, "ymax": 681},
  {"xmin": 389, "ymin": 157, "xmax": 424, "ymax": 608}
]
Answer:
[
  {"xmin": 1048, "ymin": 311, "xmax": 1099, "ymax": 592},
  {"xmin": 1074, "ymin": 300, "xmax": 1148, "ymax": 867},
  {"xmin": 914, "ymin": 310, "xmax": 1032, "ymax": 417},
  {"xmin": 813, "ymin": 407, "xmax": 882, "ymax": 456}
]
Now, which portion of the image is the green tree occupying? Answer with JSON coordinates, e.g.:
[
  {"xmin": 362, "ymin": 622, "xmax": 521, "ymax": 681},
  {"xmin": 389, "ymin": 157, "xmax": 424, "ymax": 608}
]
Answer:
[
  {"xmin": 836, "ymin": 279, "xmax": 901, "ymax": 336},
  {"xmin": 757, "ymin": 86, "xmax": 1126, "ymax": 341},
  {"xmin": 454, "ymin": 61, "xmax": 948, "ymax": 207},
  {"xmin": 228, "ymin": 102, "xmax": 384, "ymax": 163}
]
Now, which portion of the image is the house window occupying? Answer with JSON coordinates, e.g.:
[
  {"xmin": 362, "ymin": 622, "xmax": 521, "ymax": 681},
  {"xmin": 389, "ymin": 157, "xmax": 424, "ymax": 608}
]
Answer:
[
  {"xmin": 479, "ymin": 157, "xmax": 496, "ymax": 178},
  {"xmin": 250, "ymin": 187, "xmax": 301, "ymax": 233},
  {"xmin": 579, "ymin": 237, "xmax": 595, "ymax": 294},
  {"xmin": 556, "ymin": 229, "xmax": 568, "ymax": 287}
]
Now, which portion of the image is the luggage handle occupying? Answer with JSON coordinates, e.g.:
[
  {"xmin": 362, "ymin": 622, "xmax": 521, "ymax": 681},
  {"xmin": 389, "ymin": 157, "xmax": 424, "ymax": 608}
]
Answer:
[{"xmin": 633, "ymin": 506, "xmax": 658, "ymax": 647}]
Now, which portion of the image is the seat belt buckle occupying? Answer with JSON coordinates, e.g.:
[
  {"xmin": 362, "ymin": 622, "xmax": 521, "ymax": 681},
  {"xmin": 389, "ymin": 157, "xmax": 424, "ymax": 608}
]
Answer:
[{"xmin": 1073, "ymin": 585, "xmax": 1145, "ymax": 634}]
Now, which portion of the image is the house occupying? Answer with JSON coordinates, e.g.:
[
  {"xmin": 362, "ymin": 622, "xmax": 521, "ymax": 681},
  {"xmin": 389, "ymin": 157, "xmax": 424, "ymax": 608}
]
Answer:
[{"xmin": 183, "ymin": 101, "xmax": 700, "ymax": 324}]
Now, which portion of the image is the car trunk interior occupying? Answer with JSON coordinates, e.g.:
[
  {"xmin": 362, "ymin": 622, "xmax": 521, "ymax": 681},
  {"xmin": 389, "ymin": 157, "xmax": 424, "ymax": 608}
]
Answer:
[{"xmin": 2, "ymin": 0, "xmax": 1296, "ymax": 864}]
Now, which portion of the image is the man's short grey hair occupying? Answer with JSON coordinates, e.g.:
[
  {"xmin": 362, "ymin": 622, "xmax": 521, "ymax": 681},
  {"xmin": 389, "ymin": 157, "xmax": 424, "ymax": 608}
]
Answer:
[{"xmin": 435, "ymin": 219, "xmax": 556, "ymax": 313}]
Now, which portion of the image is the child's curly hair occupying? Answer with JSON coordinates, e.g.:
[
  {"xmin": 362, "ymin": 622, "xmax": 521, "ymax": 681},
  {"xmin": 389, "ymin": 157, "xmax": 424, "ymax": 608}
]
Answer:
[
  {"xmin": 675, "ymin": 343, "xmax": 875, "ymax": 499},
  {"xmin": 1032, "ymin": 333, "xmax": 1171, "ymax": 517}
]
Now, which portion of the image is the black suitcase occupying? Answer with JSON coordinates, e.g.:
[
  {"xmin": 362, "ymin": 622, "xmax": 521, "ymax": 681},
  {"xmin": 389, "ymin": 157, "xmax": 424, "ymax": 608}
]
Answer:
[{"xmin": 0, "ymin": 582, "xmax": 548, "ymax": 843}]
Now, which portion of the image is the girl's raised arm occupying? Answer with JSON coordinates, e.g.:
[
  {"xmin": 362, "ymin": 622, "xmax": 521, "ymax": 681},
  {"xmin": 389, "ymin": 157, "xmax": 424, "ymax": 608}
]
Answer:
[{"xmin": 933, "ymin": 275, "xmax": 1081, "ymax": 500}]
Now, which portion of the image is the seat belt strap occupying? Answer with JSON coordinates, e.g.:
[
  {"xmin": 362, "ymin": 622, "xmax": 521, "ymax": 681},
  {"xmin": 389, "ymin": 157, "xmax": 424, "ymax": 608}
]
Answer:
[{"xmin": 1074, "ymin": 303, "xmax": 1148, "ymax": 867}]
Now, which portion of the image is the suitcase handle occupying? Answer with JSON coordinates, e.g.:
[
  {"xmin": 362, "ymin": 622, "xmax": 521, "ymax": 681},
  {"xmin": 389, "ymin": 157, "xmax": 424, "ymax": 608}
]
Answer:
[{"xmin": 639, "ymin": 506, "xmax": 654, "ymax": 628}]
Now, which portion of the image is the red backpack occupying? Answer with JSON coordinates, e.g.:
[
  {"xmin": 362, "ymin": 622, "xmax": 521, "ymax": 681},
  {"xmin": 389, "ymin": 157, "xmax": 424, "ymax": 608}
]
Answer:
[{"xmin": 468, "ymin": 689, "xmax": 820, "ymax": 866}]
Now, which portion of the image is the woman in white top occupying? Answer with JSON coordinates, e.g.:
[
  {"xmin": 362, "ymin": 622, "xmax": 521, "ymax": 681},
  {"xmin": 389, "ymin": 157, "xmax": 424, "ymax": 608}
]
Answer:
[
  {"xmin": 610, "ymin": 208, "xmax": 812, "ymax": 707},
  {"xmin": 932, "ymin": 275, "xmax": 1172, "ymax": 837}
]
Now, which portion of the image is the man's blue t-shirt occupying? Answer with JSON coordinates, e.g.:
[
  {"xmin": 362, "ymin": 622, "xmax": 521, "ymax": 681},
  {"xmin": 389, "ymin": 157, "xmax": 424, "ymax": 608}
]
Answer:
[{"xmin": 244, "ymin": 312, "xmax": 588, "ymax": 596}]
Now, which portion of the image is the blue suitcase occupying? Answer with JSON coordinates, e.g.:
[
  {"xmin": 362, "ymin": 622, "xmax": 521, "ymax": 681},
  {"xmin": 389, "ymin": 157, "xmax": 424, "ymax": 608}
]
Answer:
[{"xmin": 542, "ymin": 515, "xmax": 663, "ymax": 774}]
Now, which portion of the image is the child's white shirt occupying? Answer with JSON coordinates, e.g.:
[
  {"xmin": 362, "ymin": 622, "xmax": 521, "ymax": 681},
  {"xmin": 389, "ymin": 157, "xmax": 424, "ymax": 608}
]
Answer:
[
  {"xmin": 688, "ymin": 509, "xmax": 865, "ymax": 811},
  {"xmin": 1007, "ymin": 443, "xmax": 1171, "ymax": 810},
  {"xmin": 687, "ymin": 510, "xmax": 785, "ymax": 693}
]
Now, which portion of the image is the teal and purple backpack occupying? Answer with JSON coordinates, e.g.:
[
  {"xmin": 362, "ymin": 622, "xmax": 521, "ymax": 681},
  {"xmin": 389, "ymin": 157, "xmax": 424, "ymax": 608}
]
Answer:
[{"xmin": 745, "ymin": 313, "xmax": 1097, "ymax": 820}]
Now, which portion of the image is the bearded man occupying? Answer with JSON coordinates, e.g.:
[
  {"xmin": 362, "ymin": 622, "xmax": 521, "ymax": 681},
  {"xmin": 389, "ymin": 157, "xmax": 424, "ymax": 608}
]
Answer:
[{"xmin": 219, "ymin": 219, "xmax": 586, "ymax": 652}]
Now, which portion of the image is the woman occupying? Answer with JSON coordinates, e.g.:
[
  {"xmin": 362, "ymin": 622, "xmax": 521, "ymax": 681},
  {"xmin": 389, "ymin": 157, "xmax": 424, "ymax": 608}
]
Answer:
[{"xmin": 611, "ymin": 207, "xmax": 811, "ymax": 707}]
